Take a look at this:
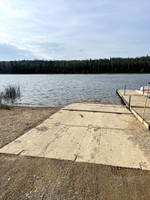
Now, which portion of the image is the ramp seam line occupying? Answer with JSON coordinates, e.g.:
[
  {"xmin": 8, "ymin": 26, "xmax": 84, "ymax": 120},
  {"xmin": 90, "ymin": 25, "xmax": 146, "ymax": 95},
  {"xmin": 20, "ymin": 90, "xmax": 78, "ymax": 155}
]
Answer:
[{"xmin": 62, "ymin": 109, "xmax": 131, "ymax": 115}]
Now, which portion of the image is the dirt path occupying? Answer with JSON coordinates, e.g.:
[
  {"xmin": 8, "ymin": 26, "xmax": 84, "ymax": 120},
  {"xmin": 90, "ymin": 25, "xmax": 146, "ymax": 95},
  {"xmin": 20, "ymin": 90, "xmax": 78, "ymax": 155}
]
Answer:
[{"xmin": 0, "ymin": 154, "xmax": 150, "ymax": 200}]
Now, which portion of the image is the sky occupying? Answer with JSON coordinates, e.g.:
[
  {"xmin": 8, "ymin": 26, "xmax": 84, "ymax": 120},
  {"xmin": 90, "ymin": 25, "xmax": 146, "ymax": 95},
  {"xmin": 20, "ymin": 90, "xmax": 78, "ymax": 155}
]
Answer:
[{"xmin": 0, "ymin": 0, "xmax": 150, "ymax": 61}]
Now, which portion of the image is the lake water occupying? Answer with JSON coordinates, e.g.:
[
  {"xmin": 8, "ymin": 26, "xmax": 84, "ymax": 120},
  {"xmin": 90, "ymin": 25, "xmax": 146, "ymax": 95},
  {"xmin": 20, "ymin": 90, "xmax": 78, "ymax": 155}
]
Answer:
[{"xmin": 0, "ymin": 74, "xmax": 150, "ymax": 107}]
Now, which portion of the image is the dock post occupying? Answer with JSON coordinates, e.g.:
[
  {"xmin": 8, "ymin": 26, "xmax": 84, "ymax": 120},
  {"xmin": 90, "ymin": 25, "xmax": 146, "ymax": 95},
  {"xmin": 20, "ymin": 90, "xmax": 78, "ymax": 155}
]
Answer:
[
  {"xmin": 124, "ymin": 85, "xmax": 126, "ymax": 96},
  {"xmin": 129, "ymin": 95, "xmax": 131, "ymax": 110},
  {"xmin": 0, "ymin": 92, "xmax": 2, "ymax": 105},
  {"xmin": 142, "ymin": 82, "xmax": 150, "ymax": 122}
]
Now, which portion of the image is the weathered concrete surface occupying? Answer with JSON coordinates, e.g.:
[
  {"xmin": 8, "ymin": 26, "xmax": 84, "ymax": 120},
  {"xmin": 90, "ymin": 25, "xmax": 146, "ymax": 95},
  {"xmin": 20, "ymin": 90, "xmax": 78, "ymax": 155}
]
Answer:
[
  {"xmin": 117, "ymin": 89, "xmax": 150, "ymax": 129},
  {"xmin": 0, "ymin": 103, "xmax": 150, "ymax": 170},
  {"xmin": 62, "ymin": 103, "xmax": 130, "ymax": 114},
  {"xmin": 48, "ymin": 109, "xmax": 132, "ymax": 129}
]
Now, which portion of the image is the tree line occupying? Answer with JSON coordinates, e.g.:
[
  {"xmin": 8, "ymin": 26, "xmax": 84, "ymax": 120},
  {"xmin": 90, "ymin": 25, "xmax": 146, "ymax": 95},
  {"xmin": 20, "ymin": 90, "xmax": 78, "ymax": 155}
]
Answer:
[{"xmin": 0, "ymin": 56, "xmax": 150, "ymax": 74}]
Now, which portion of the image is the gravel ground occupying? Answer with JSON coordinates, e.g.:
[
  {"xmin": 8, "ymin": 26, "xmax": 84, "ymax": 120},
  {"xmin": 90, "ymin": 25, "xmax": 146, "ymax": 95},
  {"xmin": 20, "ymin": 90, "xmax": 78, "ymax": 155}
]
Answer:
[
  {"xmin": 0, "ymin": 106, "xmax": 60, "ymax": 148},
  {"xmin": 0, "ymin": 154, "xmax": 150, "ymax": 200}
]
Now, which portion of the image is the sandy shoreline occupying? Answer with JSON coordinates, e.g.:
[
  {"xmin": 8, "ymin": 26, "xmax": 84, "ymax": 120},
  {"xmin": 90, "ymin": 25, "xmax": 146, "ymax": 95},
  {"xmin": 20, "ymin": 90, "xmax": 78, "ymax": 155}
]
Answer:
[{"xmin": 0, "ymin": 106, "xmax": 60, "ymax": 148}]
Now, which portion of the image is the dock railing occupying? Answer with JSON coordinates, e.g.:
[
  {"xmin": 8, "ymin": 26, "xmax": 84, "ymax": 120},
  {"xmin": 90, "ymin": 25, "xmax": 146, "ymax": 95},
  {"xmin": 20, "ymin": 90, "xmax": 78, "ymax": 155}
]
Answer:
[{"xmin": 142, "ymin": 82, "xmax": 150, "ymax": 123}]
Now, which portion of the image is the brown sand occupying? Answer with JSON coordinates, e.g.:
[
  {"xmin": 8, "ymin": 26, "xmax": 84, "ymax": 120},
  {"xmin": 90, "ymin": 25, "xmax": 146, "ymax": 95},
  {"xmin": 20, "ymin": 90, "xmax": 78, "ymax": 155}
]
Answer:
[{"xmin": 0, "ymin": 106, "xmax": 60, "ymax": 148}]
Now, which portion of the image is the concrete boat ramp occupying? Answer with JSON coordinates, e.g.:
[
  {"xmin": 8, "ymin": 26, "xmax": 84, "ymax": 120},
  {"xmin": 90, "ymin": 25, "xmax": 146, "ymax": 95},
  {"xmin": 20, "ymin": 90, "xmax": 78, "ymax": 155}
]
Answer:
[{"xmin": 0, "ymin": 103, "xmax": 150, "ymax": 170}]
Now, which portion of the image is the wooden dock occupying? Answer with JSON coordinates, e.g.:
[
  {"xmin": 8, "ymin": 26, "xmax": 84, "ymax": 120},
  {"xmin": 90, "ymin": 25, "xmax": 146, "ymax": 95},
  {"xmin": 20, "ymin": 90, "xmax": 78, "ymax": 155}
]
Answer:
[{"xmin": 117, "ymin": 89, "xmax": 150, "ymax": 130}]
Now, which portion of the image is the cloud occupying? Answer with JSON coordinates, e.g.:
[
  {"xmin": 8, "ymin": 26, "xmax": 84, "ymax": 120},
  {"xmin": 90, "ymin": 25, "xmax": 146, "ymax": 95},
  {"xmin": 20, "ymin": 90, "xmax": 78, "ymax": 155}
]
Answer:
[
  {"xmin": 0, "ymin": 43, "xmax": 36, "ymax": 60},
  {"xmin": 32, "ymin": 42, "xmax": 64, "ymax": 52},
  {"xmin": 0, "ymin": 0, "xmax": 149, "ymax": 60},
  {"xmin": 20, "ymin": 42, "xmax": 65, "ymax": 60},
  {"xmin": 79, "ymin": 49, "xmax": 84, "ymax": 52}
]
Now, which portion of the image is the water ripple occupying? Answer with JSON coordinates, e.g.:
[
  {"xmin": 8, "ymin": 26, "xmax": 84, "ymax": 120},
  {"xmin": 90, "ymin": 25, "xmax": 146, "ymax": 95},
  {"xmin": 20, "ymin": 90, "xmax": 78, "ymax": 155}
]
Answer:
[{"xmin": 0, "ymin": 74, "xmax": 149, "ymax": 107}]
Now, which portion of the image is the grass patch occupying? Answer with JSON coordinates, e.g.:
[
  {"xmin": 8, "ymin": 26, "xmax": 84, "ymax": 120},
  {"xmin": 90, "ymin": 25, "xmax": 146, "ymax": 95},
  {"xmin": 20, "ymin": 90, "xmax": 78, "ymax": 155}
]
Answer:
[{"xmin": 0, "ymin": 104, "xmax": 10, "ymax": 110}]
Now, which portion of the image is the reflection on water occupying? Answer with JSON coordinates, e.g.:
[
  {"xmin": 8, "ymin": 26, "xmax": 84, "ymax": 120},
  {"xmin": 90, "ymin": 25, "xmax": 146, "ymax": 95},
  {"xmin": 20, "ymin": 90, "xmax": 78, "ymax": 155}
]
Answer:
[{"xmin": 0, "ymin": 74, "xmax": 150, "ymax": 107}]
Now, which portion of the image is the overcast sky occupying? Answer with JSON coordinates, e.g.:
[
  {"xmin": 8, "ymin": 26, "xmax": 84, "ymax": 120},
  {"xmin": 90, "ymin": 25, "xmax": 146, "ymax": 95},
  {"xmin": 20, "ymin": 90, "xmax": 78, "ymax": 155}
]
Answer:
[{"xmin": 0, "ymin": 0, "xmax": 149, "ymax": 61}]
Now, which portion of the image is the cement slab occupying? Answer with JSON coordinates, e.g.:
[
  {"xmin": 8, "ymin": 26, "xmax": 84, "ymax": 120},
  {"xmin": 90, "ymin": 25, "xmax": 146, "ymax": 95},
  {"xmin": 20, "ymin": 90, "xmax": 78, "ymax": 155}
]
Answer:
[
  {"xmin": 0, "ymin": 103, "xmax": 150, "ymax": 170},
  {"xmin": 0, "ymin": 122, "xmax": 149, "ymax": 170},
  {"xmin": 76, "ymin": 128, "xmax": 149, "ymax": 170},
  {"xmin": 63, "ymin": 103, "xmax": 130, "ymax": 114},
  {"xmin": 47, "ymin": 110, "xmax": 133, "ymax": 129},
  {"xmin": 0, "ymin": 125, "xmax": 149, "ymax": 170}
]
